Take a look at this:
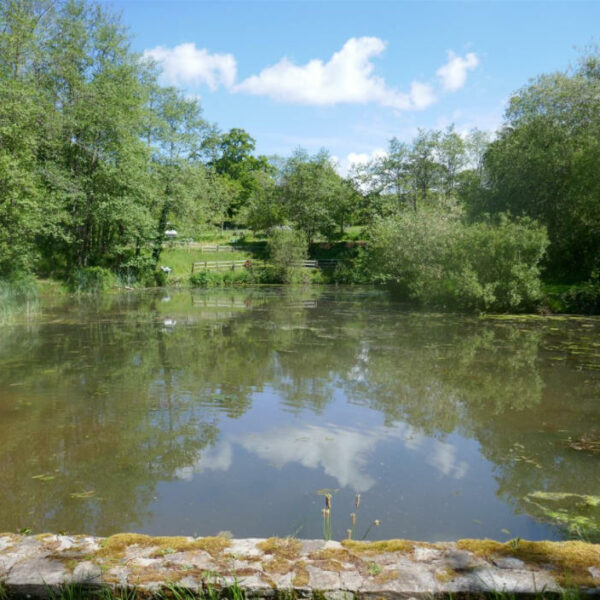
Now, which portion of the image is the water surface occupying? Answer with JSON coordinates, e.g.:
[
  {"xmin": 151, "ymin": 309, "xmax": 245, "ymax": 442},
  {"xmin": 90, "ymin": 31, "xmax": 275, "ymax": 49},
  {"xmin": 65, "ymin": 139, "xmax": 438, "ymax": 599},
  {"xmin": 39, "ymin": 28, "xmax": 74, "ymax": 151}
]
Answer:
[{"xmin": 1, "ymin": 287, "xmax": 599, "ymax": 541}]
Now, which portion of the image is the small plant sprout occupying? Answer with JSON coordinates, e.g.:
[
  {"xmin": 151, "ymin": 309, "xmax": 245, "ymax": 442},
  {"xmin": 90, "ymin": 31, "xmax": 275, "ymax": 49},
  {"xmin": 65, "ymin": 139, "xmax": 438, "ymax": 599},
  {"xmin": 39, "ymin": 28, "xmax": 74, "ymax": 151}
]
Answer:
[
  {"xmin": 361, "ymin": 519, "xmax": 382, "ymax": 540},
  {"xmin": 355, "ymin": 494, "xmax": 360, "ymax": 509},
  {"xmin": 322, "ymin": 507, "xmax": 332, "ymax": 541},
  {"xmin": 346, "ymin": 529, "xmax": 352, "ymax": 540},
  {"xmin": 325, "ymin": 494, "xmax": 332, "ymax": 510},
  {"xmin": 509, "ymin": 536, "xmax": 521, "ymax": 550}
]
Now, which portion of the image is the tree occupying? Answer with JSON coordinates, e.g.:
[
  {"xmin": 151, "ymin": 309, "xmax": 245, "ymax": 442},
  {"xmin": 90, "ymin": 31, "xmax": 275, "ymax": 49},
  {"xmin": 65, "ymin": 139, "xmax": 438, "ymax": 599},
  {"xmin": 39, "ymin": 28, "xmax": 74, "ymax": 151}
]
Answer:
[
  {"xmin": 205, "ymin": 127, "xmax": 271, "ymax": 219},
  {"xmin": 144, "ymin": 83, "xmax": 208, "ymax": 264},
  {"xmin": 407, "ymin": 129, "xmax": 442, "ymax": 209},
  {"xmin": 478, "ymin": 51, "xmax": 600, "ymax": 280},
  {"xmin": 437, "ymin": 125, "xmax": 467, "ymax": 195},
  {"xmin": 0, "ymin": 0, "xmax": 55, "ymax": 276},
  {"xmin": 279, "ymin": 149, "xmax": 347, "ymax": 243}
]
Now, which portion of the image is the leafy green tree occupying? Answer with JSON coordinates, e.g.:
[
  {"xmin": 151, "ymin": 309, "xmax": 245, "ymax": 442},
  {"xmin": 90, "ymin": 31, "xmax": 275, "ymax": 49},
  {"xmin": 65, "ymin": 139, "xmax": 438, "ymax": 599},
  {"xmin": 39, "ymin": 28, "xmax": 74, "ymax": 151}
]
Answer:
[
  {"xmin": 205, "ymin": 127, "xmax": 271, "ymax": 219},
  {"xmin": 241, "ymin": 169, "xmax": 285, "ymax": 232},
  {"xmin": 267, "ymin": 227, "xmax": 308, "ymax": 282},
  {"xmin": 477, "ymin": 51, "xmax": 600, "ymax": 280},
  {"xmin": 437, "ymin": 125, "xmax": 467, "ymax": 195},
  {"xmin": 0, "ymin": 0, "xmax": 55, "ymax": 276},
  {"xmin": 145, "ymin": 83, "xmax": 208, "ymax": 264},
  {"xmin": 365, "ymin": 205, "xmax": 548, "ymax": 312},
  {"xmin": 279, "ymin": 149, "xmax": 348, "ymax": 243}
]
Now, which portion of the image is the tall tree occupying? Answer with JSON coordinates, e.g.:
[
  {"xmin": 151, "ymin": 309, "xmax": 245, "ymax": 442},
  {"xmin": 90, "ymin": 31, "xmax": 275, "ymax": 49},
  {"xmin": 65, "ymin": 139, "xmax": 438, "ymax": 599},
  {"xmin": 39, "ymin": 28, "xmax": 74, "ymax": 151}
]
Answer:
[{"xmin": 480, "ymin": 51, "xmax": 600, "ymax": 279}]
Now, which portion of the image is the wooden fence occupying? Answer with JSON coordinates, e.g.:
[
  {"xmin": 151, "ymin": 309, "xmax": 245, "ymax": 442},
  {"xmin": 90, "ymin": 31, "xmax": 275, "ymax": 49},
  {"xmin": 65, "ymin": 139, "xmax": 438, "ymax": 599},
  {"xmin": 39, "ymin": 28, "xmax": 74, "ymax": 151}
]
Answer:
[
  {"xmin": 191, "ymin": 259, "xmax": 263, "ymax": 273},
  {"xmin": 191, "ymin": 258, "xmax": 341, "ymax": 273}
]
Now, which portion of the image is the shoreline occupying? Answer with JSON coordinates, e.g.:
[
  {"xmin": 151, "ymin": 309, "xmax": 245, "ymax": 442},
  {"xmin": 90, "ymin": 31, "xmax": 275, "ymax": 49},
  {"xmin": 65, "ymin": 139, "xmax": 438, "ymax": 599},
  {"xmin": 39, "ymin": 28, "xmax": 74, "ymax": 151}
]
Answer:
[{"xmin": 1, "ymin": 533, "xmax": 599, "ymax": 598}]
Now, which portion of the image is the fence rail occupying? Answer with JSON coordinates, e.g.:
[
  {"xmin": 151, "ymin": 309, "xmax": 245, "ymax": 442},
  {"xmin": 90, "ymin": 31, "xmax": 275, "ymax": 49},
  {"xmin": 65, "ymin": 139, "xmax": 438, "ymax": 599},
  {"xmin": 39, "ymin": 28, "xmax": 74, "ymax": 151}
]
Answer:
[
  {"xmin": 191, "ymin": 259, "xmax": 264, "ymax": 273},
  {"xmin": 191, "ymin": 258, "xmax": 343, "ymax": 273}
]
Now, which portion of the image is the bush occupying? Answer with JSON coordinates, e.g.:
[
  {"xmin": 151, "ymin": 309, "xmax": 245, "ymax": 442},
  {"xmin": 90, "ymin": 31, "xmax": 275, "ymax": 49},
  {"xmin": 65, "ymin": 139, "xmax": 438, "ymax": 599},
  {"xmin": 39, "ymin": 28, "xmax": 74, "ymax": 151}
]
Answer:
[
  {"xmin": 545, "ymin": 281, "xmax": 600, "ymax": 314},
  {"xmin": 267, "ymin": 228, "xmax": 308, "ymax": 283},
  {"xmin": 365, "ymin": 207, "xmax": 549, "ymax": 312},
  {"xmin": 154, "ymin": 269, "xmax": 168, "ymax": 287},
  {"xmin": 68, "ymin": 267, "xmax": 116, "ymax": 293},
  {"xmin": 190, "ymin": 268, "xmax": 254, "ymax": 288},
  {"xmin": 0, "ymin": 274, "xmax": 38, "ymax": 301}
]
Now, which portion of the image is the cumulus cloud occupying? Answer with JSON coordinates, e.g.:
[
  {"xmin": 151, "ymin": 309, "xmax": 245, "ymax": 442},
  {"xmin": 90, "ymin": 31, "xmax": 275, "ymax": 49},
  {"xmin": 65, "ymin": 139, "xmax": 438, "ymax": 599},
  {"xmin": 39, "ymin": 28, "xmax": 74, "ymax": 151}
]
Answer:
[
  {"xmin": 234, "ymin": 37, "xmax": 434, "ymax": 111},
  {"xmin": 436, "ymin": 51, "xmax": 479, "ymax": 92},
  {"xmin": 143, "ymin": 43, "xmax": 237, "ymax": 90},
  {"xmin": 333, "ymin": 148, "xmax": 387, "ymax": 177},
  {"xmin": 143, "ymin": 39, "xmax": 478, "ymax": 112}
]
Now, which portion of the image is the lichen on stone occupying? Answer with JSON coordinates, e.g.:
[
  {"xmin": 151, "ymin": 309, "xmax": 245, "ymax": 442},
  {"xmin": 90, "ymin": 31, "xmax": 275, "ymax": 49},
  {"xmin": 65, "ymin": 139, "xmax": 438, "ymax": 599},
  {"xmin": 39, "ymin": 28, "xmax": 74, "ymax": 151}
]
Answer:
[
  {"xmin": 341, "ymin": 539, "xmax": 415, "ymax": 555},
  {"xmin": 256, "ymin": 537, "xmax": 301, "ymax": 561},
  {"xmin": 292, "ymin": 561, "xmax": 309, "ymax": 587},
  {"xmin": 95, "ymin": 534, "xmax": 231, "ymax": 562},
  {"xmin": 457, "ymin": 538, "xmax": 600, "ymax": 587}
]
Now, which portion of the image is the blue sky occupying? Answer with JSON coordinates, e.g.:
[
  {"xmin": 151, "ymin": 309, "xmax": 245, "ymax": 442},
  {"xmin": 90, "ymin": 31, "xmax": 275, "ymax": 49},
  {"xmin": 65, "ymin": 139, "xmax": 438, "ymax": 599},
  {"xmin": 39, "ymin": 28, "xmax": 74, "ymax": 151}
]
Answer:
[{"xmin": 104, "ymin": 1, "xmax": 599, "ymax": 169}]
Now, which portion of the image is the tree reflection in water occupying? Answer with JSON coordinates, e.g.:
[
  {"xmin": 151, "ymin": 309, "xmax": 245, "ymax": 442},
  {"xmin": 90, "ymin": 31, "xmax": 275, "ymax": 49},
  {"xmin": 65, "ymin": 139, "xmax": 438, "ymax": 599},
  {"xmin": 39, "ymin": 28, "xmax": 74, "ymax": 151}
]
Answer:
[{"xmin": 0, "ymin": 288, "xmax": 598, "ymax": 539}]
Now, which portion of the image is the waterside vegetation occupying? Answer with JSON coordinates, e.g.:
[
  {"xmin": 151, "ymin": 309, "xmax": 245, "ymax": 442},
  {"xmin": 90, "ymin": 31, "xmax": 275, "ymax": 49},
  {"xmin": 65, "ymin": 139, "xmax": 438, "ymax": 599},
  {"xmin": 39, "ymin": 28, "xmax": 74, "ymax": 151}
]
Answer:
[{"xmin": 1, "ymin": 0, "xmax": 600, "ymax": 313}]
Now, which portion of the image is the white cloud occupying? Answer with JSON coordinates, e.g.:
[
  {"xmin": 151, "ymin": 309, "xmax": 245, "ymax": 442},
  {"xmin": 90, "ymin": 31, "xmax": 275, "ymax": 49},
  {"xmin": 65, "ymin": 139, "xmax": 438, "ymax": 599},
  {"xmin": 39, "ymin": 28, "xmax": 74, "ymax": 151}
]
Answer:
[
  {"xmin": 234, "ymin": 37, "xmax": 433, "ymax": 111},
  {"xmin": 143, "ymin": 40, "xmax": 479, "ymax": 115},
  {"xmin": 143, "ymin": 43, "xmax": 237, "ymax": 90},
  {"xmin": 409, "ymin": 81, "xmax": 437, "ymax": 110},
  {"xmin": 333, "ymin": 148, "xmax": 387, "ymax": 177},
  {"xmin": 436, "ymin": 51, "xmax": 479, "ymax": 92}
]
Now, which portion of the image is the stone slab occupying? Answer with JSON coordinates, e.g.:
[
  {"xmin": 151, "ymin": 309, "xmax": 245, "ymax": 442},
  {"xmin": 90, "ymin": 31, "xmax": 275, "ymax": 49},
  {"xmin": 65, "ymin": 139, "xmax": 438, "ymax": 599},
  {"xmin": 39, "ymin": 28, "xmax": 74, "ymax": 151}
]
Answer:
[{"xmin": 0, "ymin": 534, "xmax": 598, "ymax": 598}]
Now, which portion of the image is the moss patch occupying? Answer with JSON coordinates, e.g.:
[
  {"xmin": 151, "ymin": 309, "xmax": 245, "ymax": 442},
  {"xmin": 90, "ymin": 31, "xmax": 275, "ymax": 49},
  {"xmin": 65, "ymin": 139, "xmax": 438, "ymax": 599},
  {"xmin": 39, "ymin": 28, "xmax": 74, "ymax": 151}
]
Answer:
[
  {"xmin": 95, "ymin": 534, "xmax": 231, "ymax": 562},
  {"xmin": 457, "ymin": 538, "xmax": 600, "ymax": 587},
  {"xmin": 313, "ymin": 559, "xmax": 344, "ymax": 572},
  {"xmin": 257, "ymin": 537, "xmax": 301, "ymax": 561},
  {"xmin": 373, "ymin": 569, "xmax": 399, "ymax": 585},
  {"xmin": 292, "ymin": 561, "xmax": 309, "ymax": 587},
  {"xmin": 341, "ymin": 539, "xmax": 415, "ymax": 555},
  {"xmin": 262, "ymin": 556, "xmax": 294, "ymax": 575},
  {"xmin": 434, "ymin": 567, "xmax": 458, "ymax": 583},
  {"xmin": 309, "ymin": 547, "xmax": 364, "ymax": 569}
]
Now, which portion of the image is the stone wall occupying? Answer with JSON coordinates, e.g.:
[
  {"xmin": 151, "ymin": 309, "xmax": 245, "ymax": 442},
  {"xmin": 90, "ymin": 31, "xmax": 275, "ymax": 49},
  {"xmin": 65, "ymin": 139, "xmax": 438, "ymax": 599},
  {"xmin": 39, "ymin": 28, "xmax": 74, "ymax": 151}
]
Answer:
[{"xmin": 1, "ymin": 533, "xmax": 599, "ymax": 598}]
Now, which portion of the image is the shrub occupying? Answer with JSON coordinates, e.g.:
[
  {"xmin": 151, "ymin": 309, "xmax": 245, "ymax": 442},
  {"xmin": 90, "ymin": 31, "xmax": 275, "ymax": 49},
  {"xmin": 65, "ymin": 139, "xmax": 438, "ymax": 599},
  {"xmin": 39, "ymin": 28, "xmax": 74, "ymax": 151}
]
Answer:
[
  {"xmin": 267, "ymin": 228, "xmax": 308, "ymax": 283},
  {"xmin": 190, "ymin": 268, "xmax": 253, "ymax": 288},
  {"xmin": 365, "ymin": 206, "xmax": 549, "ymax": 312},
  {"xmin": 0, "ymin": 274, "xmax": 38, "ymax": 301},
  {"xmin": 547, "ymin": 281, "xmax": 600, "ymax": 314},
  {"xmin": 68, "ymin": 267, "xmax": 116, "ymax": 293},
  {"xmin": 248, "ymin": 265, "xmax": 283, "ymax": 284}
]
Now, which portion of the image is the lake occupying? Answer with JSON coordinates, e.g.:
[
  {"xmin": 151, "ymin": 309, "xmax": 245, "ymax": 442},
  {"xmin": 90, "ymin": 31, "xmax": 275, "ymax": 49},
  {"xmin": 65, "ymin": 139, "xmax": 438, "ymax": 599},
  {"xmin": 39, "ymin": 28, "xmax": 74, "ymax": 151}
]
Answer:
[{"xmin": 1, "ymin": 287, "xmax": 599, "ymax": 542}]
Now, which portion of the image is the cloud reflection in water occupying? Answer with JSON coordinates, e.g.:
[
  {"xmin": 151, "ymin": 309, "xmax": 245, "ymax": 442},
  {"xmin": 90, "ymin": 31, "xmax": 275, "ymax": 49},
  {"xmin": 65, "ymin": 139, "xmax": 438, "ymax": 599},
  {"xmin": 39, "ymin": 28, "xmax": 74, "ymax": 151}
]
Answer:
[{"xmin": 176, "ymin": 422, "xmax": 469, "ymax": 491}]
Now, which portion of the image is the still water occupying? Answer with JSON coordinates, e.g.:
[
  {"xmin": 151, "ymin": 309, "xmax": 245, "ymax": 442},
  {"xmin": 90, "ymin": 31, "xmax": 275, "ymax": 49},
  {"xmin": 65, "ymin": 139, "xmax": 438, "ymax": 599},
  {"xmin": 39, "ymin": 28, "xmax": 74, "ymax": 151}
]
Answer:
[{"xmin": 1, "ymin": 287, "xmax": 599, "ymax": 541}]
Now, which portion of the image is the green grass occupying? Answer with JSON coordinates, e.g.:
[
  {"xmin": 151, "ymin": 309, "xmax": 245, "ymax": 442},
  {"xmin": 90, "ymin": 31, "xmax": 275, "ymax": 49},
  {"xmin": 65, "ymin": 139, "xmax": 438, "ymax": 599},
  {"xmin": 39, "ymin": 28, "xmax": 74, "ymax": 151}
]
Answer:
[
  {"xmin": 159, "ymin": 248, "xmax": 256, "ymax": 280},
  {"xmin": 14, "ymin": 582, "xmax": 585, "ymax": 600}
]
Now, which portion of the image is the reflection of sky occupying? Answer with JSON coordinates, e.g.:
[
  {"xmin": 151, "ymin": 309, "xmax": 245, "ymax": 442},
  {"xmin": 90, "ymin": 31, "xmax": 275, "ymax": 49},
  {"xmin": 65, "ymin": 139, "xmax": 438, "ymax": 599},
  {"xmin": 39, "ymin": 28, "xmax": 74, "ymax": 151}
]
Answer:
[{"xmin": 176, "ymin": 422, "xmax": 469, "ymax": 491}]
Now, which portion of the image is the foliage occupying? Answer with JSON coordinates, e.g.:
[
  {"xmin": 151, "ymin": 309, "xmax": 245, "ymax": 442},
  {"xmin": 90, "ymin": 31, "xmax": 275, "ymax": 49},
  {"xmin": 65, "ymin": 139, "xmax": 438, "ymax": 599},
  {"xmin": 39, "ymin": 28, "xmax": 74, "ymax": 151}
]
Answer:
[
  {"xmin": 190, "ymin": 269, "xmax": 252, "ymax": 287},
  {"xmin": 204, "ymin": 127, "xmax": 272, "ymax": 218},
  {"xmin": 473, "ymin": 51, "xmax": 600, "ymax": 281},
  {"xmin": 278, "ymin": 149, "xmax": 357, "ymax": 242},
  {"xmin": 68, "ymin": 267, "xmax": 116, "ymax": 293},
  {"xmin": 545, "ymin": 280, "xmax": 600, "ymax": 315},
  {"xmin": 365, "ymin": 206, "xmax": 549, "ymax": 312},
  {"xmin": 267, "ymin": 228, "xmax": 308, "ymax": 283}
]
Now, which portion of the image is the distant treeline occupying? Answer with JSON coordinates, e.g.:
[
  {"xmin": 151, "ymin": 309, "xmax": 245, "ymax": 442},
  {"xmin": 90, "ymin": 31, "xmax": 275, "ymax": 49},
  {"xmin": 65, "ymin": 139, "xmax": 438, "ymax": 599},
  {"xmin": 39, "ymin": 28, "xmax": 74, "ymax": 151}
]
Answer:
[{"xmin": 1, "ymin": 1, "xmax": 599, "ymax": 310}]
